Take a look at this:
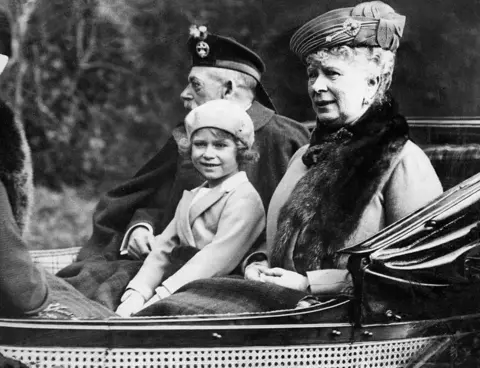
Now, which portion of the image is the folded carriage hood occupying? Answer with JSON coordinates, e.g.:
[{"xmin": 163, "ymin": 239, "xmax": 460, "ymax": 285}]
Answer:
[
  {"xmin": 341, "ymin": 172, "xmax": 480, "ymax": 287},
  {"xmin": 340, "ymin": 172, "xmax": 480, "ymax": 256}
]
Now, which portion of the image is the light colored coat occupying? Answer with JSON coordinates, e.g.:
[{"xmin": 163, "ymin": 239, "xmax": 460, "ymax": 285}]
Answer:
[
  {"xmin": 128, "ymin": 171, "xmax": 265, "ymax": 299},
  {"xmin": 247, "ymin": 141, "xmax": 443, "ymax": 295}
]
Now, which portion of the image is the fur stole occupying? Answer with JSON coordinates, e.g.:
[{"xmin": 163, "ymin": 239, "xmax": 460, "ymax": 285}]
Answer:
[
  {"xmin": 271, "ymin": 97, "xmax": 409, "ymax": 274},
  {"xmin": 0, "ymin": 100, "xmax": 33, "ymax": 234}
]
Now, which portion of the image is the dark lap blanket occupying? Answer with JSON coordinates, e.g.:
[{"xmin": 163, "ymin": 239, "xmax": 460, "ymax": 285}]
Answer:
[
  {"xmin": 134, "ymin": 274, "xmax": 480, "ymax": 322},
  {"xmin": 135, "ymin": 276, "xmax": 309, "ymax": 317},
  {"xmin": 56, "ymin": 257, "xmax": 142, "ymax": 310},
  {"xmin": 41, "ymin": 272, "xmax": 116, "ymax": 319}
]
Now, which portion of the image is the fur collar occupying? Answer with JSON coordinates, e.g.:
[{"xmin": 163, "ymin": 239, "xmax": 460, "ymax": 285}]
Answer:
[
  {"xmin": 271, "ymin": 98, "xmax": 409, "ymax": 274},
  {"xmin": 0, "ymin": 101, "xmax": 33, "ymax": 234}
]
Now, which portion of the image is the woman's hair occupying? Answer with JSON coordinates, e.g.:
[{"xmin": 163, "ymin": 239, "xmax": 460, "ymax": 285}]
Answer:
[
  {"xmin": 306, "ymin": 45, "xmax": 396, "ymax": 105},
  {"xmin": 178, "ymin": 127, "xmax": 259, "ymax": 170}
]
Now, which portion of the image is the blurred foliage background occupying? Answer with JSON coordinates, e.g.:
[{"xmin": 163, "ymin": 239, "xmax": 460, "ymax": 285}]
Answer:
[{"xmin": 0, "ymin": 0, "xmax": 478, "ymax": 248}]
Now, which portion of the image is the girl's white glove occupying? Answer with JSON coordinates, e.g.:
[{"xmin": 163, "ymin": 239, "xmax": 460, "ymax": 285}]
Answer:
[{"xmin": 115, "ymin": 289, "xmax": 146, "ymax": 317}]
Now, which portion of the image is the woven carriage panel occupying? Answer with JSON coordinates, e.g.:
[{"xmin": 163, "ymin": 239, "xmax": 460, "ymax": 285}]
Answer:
[
  {"xmin": 0, "ymin": 346, "xmax": 106, "ymax": 368},
  {"xmin": 29, "ymin": 247, "xmax": 81, "ymax": 274},
  {"xmin": 1, "ymin": 337, "xmax": 445, "ymax": 367}
]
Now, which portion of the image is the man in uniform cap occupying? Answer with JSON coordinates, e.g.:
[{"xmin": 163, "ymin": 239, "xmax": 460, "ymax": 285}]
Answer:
[{"xmin": 58, "ymin": 26, "xmax": 309, "ymax": 309}]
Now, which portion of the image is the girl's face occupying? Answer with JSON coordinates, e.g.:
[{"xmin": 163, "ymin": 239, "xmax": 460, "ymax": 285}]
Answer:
[
  {"xmin": 307, "ymin": 53, "xmax": 378, "ymax": 127},
  {"xmin": 191, "ymin": 128, "xmax": 239, "ymax": 188}
]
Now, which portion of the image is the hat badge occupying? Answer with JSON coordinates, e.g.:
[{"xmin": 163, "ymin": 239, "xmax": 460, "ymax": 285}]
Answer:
[
  {"xmin": 190, "ymin": 25, "xmax": 210, "ymax": 58},
  {"xmin": 196, "ymin": 41, "xmax": 210, "ymax": 58},
  {"xmin": 326, "ymin": 18, "xmax": 362, "ymax": 42}
]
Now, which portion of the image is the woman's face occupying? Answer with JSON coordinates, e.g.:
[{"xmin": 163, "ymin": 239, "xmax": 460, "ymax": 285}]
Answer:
[{"xmin": 307, "ymin": 53, "xmax": 378, "ymax": 127}]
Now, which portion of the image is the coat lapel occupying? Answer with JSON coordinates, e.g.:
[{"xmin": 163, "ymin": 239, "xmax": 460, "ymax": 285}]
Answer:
[
  {"xmin": 180, "ymin": 172, "xmax": 248, "ymax": 246},
  {"xmin": 188, "ymin": 187, "xmax": 227, "ymax": 225},
  {"xmin": 178, "ymin": 190, "xmax": 196, "ymax": 246},
  {"xmin": 247, "ymin": 101, "xmax": 274, "ymax": 131}
]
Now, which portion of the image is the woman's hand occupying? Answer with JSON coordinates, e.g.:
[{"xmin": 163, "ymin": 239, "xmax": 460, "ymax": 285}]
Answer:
[
  {"xmin": 244, "ymin": 261, "xmax": 269, "ymax": 282},
  {"xmin": 115, "ymin": 289, "xmax": 146, "ymax": 317},
  {"xmin": 259, "ymin": 267, "xmax": 310, "ymax": 292},
  {"xmin": 127, "ymin": 227, "xmax": 155, "ymax": 259}
]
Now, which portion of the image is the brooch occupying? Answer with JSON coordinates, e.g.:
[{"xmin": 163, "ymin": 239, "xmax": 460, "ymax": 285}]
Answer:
[{"xmin": 326, "ymin": 18, "xmax": 362, "ymax": 43}]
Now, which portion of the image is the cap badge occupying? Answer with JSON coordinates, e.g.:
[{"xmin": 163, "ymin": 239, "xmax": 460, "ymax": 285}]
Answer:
[
  {"xmin": 196, "ymin": 41, "xmax": 210, "ymax": 58},
  {"xmin": 326, "ymin": 18, "xmax": 362, "ymax": 42}
]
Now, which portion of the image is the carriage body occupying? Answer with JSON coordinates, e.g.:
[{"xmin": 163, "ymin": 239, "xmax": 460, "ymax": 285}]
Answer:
[{"xmin": 1, "ymin": 118, "xmax": 480, "ymax": 368}]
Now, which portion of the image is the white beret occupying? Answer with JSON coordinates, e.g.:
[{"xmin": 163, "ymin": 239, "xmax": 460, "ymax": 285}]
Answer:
[{"xmin": 185, "ymin": 100, "xmax": 255, "ymax": 149}]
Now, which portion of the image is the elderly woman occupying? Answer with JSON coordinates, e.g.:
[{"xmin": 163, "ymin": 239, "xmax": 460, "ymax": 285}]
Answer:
[{"xmin": 243, "ymin": 1, "xmax": 443, "ymax": 296}]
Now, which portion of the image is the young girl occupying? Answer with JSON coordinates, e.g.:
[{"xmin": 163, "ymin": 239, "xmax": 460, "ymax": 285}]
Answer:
[{"xmin": 116, "ymin": 99, "xmax": 266, "ymax": 317}]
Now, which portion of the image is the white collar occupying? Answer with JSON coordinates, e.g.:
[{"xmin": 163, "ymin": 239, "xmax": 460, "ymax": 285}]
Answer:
[{"xmin": 198, "ymin": 171, "xmax": 248, "ymax": 192}]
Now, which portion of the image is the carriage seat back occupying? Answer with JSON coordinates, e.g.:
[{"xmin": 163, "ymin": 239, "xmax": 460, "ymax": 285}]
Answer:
[{"xmin": 423, "ymin": 144, "xmax": 480, "ymax": 190}]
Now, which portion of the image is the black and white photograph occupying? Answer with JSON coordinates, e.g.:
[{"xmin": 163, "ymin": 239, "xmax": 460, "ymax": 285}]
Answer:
[{"xmin": 0, "ymin": 0, "xmax": 479, "ymax": 367}]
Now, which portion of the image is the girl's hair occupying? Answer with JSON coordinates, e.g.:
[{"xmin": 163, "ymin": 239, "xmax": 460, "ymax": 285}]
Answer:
[
  {"xmin": 306, "ymin": 45, "xmax": 396, "ymax": 106},
  {"xmin": 178, "ymin": 127, "xmax": 259, "ymax": 170}
]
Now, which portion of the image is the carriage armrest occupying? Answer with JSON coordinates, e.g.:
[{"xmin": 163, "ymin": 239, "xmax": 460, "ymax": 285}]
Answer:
[{"xmin": 29, "ymin": 247, "xmax": 81, "ymax": 274}]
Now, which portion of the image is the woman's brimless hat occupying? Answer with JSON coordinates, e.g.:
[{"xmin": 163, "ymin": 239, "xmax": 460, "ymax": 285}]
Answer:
[
  {"xmin": 187, "ymin": 25, "xmax": 276, "ymax": 112},
  {"xmin": 185, "ymin": 100, "xmax": 255, "ymax": 149},
  {"xmin": 290, "ymin": 1, "xmax": 405, "ymax": 61}
]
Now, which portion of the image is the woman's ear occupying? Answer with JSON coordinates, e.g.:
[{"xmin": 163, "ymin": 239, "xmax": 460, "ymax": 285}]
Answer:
[{"xmin": 366, "ymin": 75, "xmax": 380, "ymax": 101}]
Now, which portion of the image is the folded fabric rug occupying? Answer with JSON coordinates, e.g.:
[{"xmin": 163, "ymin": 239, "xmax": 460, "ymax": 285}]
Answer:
[
  {"xmin": 135, "ymin": 276, "xmax": 309, "ymax": 317},
  {"xmin": 34, "ymin": 272, "xmax": 116, "ymax": 319},
  {"xmin": 56, "ymin": 257, "xmax": 142, "ymax": 310}
]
